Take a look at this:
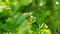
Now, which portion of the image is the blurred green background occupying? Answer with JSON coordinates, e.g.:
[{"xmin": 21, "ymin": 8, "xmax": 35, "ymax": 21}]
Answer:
[{"xmin": 0, "ymin": 0, "xmax": 60, "ymax": 34}]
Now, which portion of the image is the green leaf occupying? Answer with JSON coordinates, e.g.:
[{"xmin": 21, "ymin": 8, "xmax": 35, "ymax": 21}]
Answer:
[
  {"xmin": 4, "ymin": 13, "xmax": 25, "ymax": 31},
  {"xmin": 0, "ymin": 11, "xmax": 8, "ymax": 16},
  {"xmin": 18, "ymin": 21, "xmax": 31, "ymax": 34},
  {"xmin": 32, "ymin": 11, "xmax": 47, "ymax": 25},
  {"xmin": 18, "ymin": 0, "xmax": 33, "ymax": 6},
  {"xmin": 0, "ymin": 21, "xmax": 3, "ymax": 29}
]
